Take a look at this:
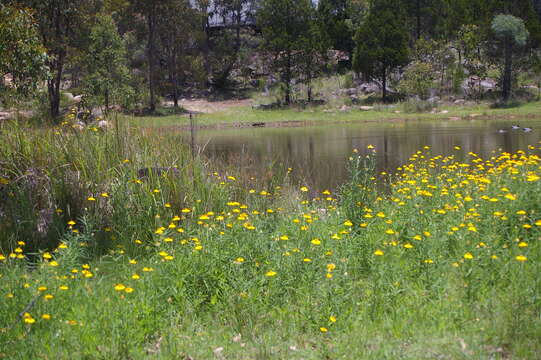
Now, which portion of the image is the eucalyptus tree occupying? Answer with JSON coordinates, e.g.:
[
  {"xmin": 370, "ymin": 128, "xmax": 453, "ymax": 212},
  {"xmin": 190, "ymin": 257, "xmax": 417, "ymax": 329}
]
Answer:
[
  {"xmin": 157, "ymin": 0, "xmax": 202, "ymax": 107},
  {"xmin": 4, "ymin": 0, "xmax": 96, "ymax": 119},
  {"xmin": 84, "ymin": 14, "xmax": 130, "ymax": 112},
  {"xmin": 0, "ymin": 4, "xmax": 48, "ymax": 107}
]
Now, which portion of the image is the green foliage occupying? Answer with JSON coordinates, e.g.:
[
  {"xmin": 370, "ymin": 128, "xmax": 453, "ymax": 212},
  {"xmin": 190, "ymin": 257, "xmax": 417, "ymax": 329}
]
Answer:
[
  {"xmin": 317, "ymin": 0, "xmax": 355, "ymax": 56},
  {"xmin": 0, "ymin": 5, "xmax": 48, "ymax": 106},
  {"xmin": 258, "ymin": 0, "xmax": 319, "ymax": 104},
  {"xmin": 491, "ymin": 14, "xmax": 529, "ymax": 46},
  {"xmin": 398, "ymin": 61, "xmax": 434, "ymax": 99},
  {"xmin": 83, "ymin": 14, "xmax": 131, "ymax": 112},
  {"xmin": 352, "ymin": 0, "xmax": 409, "ymax": 100}
]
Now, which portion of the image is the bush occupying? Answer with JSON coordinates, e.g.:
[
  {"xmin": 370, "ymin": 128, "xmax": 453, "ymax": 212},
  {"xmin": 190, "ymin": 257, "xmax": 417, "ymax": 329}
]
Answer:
[{"xmin": 398, "ymin": 61, "xmax": 434, "ymax": 100}]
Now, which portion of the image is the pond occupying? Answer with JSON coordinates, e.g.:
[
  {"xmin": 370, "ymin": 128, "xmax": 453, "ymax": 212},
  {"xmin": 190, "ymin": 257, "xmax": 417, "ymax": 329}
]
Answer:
[{"xmin": 194, "ymin": 117, "xmax": 541, "ymax": 191}]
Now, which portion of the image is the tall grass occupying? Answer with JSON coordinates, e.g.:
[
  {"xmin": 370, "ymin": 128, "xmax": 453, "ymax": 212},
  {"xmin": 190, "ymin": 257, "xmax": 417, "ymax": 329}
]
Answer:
[
  {"xmin": 0, "ymin": 123, "xmax": 540, "ymax": 359},
  {"xmin": 0, "ymin": 119, "xmax": 229, "ymax": 257}
]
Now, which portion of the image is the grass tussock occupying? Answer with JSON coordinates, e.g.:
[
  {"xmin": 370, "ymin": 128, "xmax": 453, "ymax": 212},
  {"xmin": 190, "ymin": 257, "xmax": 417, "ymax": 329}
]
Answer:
[{"xmin": 0, "ymin": 121, "xmax": 541, "ymax": 359}]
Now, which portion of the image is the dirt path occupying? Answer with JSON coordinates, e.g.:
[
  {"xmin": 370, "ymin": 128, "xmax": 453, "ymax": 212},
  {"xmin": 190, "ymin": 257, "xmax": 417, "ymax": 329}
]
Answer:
[{"xmin": 164, "ymin": 98, "xmax": 252, "ymax": 114}]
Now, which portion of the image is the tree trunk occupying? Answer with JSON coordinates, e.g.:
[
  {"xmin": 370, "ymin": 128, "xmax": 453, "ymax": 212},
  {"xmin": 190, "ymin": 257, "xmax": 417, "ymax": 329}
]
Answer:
[
  {"xmin": 382, "ymin": 67, "xmax": 387, "ymax": 101},
  {"xmin": 104, "ymin": 88, "xmax": 110, "ymax": 113},
  {"xmin": 416, "ymin": 0, "xmax": 421, "ymax": 40},
  {"xmin": 284, "ymin": 51, "xmax": 292, "ymax": 105},
  {"xmin": 502, "ymin": 38, "xmax": 512, "ymax": 102},
  {"xmin": 147, "ymin": 10, "xmax": 157, "ymax": 112},
  {"xmin": 47, "ymin": 52, "xmax": 65, "ymax": 121},
  {"xmin": 307, "ymin": 68, "xmax": 313, "ymax": 103},
  {"xmin": 171, "ymin": 46, "xmax": 179, "ymax": 108}
]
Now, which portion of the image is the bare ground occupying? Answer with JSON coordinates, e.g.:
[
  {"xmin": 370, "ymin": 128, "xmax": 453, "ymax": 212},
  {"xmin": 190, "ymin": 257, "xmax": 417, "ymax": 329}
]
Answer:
[{"xmin": 164, "ymin": 98, "xmax": 253, "ymax": 114}]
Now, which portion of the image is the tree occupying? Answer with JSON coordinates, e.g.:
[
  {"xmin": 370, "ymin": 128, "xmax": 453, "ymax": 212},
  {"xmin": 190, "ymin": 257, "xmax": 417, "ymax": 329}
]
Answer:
[
  {"xmin": 157, "ymin": 0, "xmax": 201, "ymax": 107},
  {"xmin": 491, "ymin": 14, "xmax": 529, "ymax": 101},
  {"xmin": 317, "ymin": 0, "xmax": 355, "ymax": 58},
  {"xmin": 258, "ymin": 0, "xmax": 316, "ymax": 104},
  {"xmin": 5, "ymin": 0, "xmax": 93, "ymax": 119},
  {"xmin": 352, "ymin": 0, "xmax": 409, "ymax": 100},
  {"xmin": 0, "ymin": 4, "xmax": 48, "ymax": 106},
  {"xmin": 208, "ymin": 0, "xmax": 257, "ymax": 88},
  {"xmin": 299, "ymin": 6, "xmax": 330, "ymax": 102},
  {"xmin": 83, "ymin": 14, "xmax": 130, "ymax": 113},
  {"xmin": 132, "ymin": 0, "xmax": 159, "ymax": 112}
]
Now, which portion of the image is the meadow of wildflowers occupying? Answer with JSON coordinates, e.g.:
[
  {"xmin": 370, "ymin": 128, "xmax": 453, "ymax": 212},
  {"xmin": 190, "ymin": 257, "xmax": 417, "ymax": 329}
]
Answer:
[{"xmin": 0, "ymin": 120, "xmax": 540, "ymax": 359}]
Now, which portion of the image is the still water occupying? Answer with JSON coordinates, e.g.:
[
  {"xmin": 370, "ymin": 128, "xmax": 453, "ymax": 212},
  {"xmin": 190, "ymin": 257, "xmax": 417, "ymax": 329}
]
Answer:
[{"xmin": 195, "ymin": 118, "xmax": 541, "ymax": 191}]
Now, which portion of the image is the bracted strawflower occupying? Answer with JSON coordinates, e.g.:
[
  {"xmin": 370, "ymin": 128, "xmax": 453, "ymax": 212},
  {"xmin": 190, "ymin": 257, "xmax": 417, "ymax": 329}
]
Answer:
[
  {"xmin": 463, "ymin": 252, "xmax": 474, "ymax": 260},
  {"xmin": 374, "ymin": 250, "xmax": 384, "ymax": 256},
  {"xmin": 320, "ymin": 327, "xmax": 328, "ymax": 333},
  {"xmin": 516, "ymin": 255, "xmax": 527, "ymax": 262},
  {"xmin": 265, "ymin": 271, "xmax": 277, "ymax": 277}
]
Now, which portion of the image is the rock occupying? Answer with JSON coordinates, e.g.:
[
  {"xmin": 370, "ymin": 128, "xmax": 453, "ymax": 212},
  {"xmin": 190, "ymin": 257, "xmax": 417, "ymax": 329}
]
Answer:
[
  {"xmin": 0, "ymin": 111, "xmax": 11, "ymax": 121},
  {"xmin": 97, "ymin": 120, "xmax": 110, "ymax": 129},
  {"xmin": 480, "ymin": 79, "xmax": 496, "ymax": 91},
  {"xmin": 359, "ymin": 106, "xmax": 374, "ymax": 111},
  {"xmin": 439, "ymin": 110, "xmax": 449, "ymax": 114},
  {"xmin": 340, "ymin": 105, "xmax": 349, "ymax": 112},
  {"xmin": 462, "ymin": 77, "xmax": 497, "ymax": 94},
  {"xmin": 448, "ymin": 116, "xmax": 461, "ymax": 121},
  {"xmin": 358, "ymin": 82, "xmax": 380, "ymax": 94},
  {"xmin": 63, "ymin": 92, "xmax": 75, "ymax": 102},
  {"xmin": 72, "ymin": 121, "xmax": 85, "ymax": 131},
  {"xmin": 428, "ymin": 96, "xmax": 440, "ymax": 103},
  {"xmin": 454, "ymin": 99, "xmax": 465, "ymax": 105}
]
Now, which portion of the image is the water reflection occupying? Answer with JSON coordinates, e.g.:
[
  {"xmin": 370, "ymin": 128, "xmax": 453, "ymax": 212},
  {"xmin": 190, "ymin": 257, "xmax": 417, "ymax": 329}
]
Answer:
[{"xmin": 194, "ymin": 118, "xmax": 541, "ymax": 191}]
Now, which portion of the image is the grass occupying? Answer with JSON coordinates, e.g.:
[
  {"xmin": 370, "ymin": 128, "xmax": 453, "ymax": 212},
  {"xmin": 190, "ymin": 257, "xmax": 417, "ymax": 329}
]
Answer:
[
  {"xmin": 126, "ymin": 100, "xmax": 541, "ymax": 129},
  {"xmin": 1, "ymin": 116, "xmax": 541, "ymax": 359}
]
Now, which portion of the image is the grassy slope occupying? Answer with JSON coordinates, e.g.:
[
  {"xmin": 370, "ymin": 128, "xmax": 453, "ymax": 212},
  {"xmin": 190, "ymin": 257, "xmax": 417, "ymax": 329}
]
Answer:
[
  {"xmin": 126, "ymin": 101, "xmax": 541, "ymax": 129},
  {"xmin": 0, "ymin": 120, "xmax": 541, "ymax": 359}
]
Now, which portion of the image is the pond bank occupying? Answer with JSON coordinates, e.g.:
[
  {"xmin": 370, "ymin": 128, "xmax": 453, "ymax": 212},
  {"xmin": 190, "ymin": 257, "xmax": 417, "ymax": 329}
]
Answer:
[{"xmin": 128, "ymin": 100, "xmax": 541, "ymax": 131}]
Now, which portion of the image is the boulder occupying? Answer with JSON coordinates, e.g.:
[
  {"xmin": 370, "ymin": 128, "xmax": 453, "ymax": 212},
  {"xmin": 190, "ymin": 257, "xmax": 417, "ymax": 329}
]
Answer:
[
  {"xmin": 0, "ymin": 111, "xmax": 11, "ymax": 121},
  {"xmin": 97, "ymin": 120, "xmax": 110, "ymax": 129},
  {"xmin": 358, "ymin": 82, "xmax": 380, "ymax": 94},
  {"xmin": 359, "ymin": 106, "xmax": 374, "ymax": 111}
]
